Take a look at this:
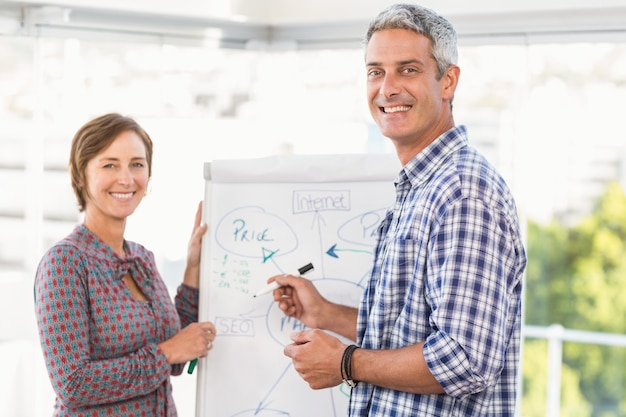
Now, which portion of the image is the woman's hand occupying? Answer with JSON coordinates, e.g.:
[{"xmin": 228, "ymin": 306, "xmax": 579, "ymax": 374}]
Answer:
[
  {"xmin": 183, "ymin": 201, "xmax": 208, "ymax": 288},
  {"xmin": 158, "ymin": 321, "xmax": 216, "ymax": 364}
]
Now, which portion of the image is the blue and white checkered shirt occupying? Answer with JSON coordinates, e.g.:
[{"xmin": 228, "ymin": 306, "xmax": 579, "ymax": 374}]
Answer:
[{"xmin": 350, "ymin": 125, "xmax": 527, "ymax": 416}]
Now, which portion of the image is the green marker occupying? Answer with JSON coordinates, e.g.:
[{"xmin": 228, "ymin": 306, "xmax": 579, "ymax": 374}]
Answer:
[{"xmin": 187, "ymin": 358, "xmax": 198, "ymax": 374}]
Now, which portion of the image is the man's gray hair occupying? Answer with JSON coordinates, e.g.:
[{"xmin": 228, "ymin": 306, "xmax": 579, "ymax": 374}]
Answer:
[{"xmin": 365, "ymin": 3, "xmax": 458, "ymax": 79}]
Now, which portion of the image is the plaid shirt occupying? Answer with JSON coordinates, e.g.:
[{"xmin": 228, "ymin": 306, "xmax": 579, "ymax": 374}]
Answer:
[{"xmin": 351, "ymin": 125, "xmax": 527, "ymax": 416}]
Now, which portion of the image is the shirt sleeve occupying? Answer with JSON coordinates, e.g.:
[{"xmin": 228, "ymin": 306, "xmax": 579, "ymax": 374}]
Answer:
[
  {"xmin": 34, "ymin": 246, "xmax": 172, "ymax": 408},
  {"xmin": 422, "ymin": 197, "xmax": 520, "ymax": 399},
  {"xmin": 175, "ymin": 283, "xmax": 199, "ymax": 328},
  {"xmin": 170, "ymin": 283, "xmax": 200, "ymax": 376}
]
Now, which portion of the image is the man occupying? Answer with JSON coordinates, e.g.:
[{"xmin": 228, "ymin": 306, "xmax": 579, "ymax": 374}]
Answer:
[{"xmin": 268, "ymin": 4, "xmax": 527, "ymax": 416}]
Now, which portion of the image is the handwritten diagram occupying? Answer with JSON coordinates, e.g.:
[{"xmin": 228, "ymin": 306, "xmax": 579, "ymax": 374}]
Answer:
[{"xmin": 197, "ymin": 155, "xmax": 398, "ymax": 417}]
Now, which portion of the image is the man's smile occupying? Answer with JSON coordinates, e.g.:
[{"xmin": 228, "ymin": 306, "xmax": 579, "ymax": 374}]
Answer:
[{"xmin": 382, "ymin": 105, "xmax": 412, "ymax": 113}]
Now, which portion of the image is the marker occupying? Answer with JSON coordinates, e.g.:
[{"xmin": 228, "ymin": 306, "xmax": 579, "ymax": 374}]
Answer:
[
  {"xmin": 187, "ymin": 358, "xmax": 198, "ymax": 374},
  {"xmin": 253, "ymin": 262, "xmax": 314, "ymax": 297}
]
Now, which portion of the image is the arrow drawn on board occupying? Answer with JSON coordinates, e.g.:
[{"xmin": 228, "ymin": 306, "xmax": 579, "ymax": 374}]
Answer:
[
  {"xmin": 326, "ymin": 243, "xmax": 372, "ymax": 259},
  {"xmin": 262, "ymin": 247, "xmax": 280, "ymax": 263},
  {"xmin": 239, "ymin": 308, "xmax": 265, "ymax": 320},
  {"xmin": 254, "ymin": 362, "xmax": 292, "ymax": 414},
  {"xmin": 311, "ymin": 211, "xmax": 327, "ymax": 275}
]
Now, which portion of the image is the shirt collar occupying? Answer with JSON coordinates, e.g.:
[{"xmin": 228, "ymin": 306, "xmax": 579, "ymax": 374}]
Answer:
[
  {"xmin": 396, "ymin": 125, "xmax": 469, "ymax": 188},
  {"xmin": 75, "ymin": 224, "xmax": 152, "ymax": 281}
]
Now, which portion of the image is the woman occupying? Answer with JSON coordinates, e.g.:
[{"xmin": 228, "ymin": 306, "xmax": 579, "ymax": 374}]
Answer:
[{"xmin": 34, "ymin": 113, "xmax": 216, "ymax": 416}]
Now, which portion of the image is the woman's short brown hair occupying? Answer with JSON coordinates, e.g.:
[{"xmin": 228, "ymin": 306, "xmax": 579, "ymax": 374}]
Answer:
[{"xmin": 69, "ymin": 113, "xmax": 153, "ymax": 212}]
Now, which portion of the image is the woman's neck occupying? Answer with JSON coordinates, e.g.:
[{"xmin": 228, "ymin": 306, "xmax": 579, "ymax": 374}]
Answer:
[{"xmin": 83, "ymin": 214, "xmax": 127, "ymax": 256}]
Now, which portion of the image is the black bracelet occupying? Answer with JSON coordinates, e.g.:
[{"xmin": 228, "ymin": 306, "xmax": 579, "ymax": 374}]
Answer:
[{"xmin": 341, "ymin": 344, "xmax": 359, "ymax": 388}]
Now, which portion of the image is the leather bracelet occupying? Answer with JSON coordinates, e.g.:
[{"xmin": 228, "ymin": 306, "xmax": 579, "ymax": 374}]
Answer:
[{"xmin": 341, "ymin": 344, "xmax": 359, "ymax": 388}]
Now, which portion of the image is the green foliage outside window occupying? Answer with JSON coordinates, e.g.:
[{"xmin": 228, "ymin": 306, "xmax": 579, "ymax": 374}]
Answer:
[{"xmin": 523, "ymin": 181, "xmax": 626, "ymax": 416}]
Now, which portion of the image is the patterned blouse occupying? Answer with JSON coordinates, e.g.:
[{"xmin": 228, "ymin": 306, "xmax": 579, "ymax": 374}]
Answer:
[{"xmin": 34, "ymin": 224, "xmax": 199, "ymax": 417}]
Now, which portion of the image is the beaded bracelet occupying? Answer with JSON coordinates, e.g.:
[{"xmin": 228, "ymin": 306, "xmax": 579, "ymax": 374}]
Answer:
[{"xmin": 341, "ymin": 344, "xmax": 360, "ymax": 388}]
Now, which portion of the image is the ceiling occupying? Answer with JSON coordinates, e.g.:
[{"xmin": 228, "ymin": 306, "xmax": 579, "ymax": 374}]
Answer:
[{"xmin": 1, "ymin": 0, "xmax": 626, "ymax": 48}]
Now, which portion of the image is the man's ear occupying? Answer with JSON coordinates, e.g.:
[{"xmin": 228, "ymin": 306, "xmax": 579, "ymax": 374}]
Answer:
[{"xmin": 441, "ymin": 64, "xmax": 460, "ymax": 101}]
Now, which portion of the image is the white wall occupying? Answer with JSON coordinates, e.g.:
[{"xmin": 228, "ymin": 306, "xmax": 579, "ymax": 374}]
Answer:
[
  {"xmin": 266, "ymin": 0, "xmax": 626, "ymax": 23},
  {"xmin": 8, "ymin": 0, "xmax": 626, "ymax": 23},
  {"xmin": 6, "ymin": 0, "xmax": 626, "ymax": 47}
]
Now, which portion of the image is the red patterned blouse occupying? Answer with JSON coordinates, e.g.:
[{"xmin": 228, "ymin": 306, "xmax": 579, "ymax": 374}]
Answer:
[{"xmin": 34, "ymin": 224, "xmax": 198, "ymax": 416}]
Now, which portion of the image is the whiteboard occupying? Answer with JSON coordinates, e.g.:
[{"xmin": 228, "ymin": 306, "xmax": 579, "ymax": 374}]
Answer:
[{"xmin": 196, "ymin": 154, "xmax": 399, "ymax": 417}]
